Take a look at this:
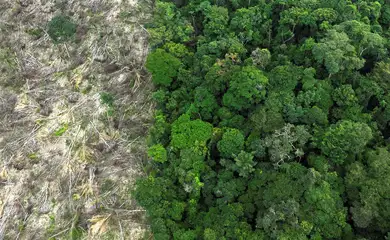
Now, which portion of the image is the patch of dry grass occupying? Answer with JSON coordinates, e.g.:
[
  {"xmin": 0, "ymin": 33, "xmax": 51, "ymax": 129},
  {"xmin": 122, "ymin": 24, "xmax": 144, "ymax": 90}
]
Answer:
[{"xmin": 0, "ymin": 0, "xmax": 154, "ymax": 239}]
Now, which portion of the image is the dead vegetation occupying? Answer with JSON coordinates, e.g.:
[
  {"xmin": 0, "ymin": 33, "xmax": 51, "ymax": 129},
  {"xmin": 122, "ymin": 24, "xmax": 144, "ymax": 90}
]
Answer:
[{"xmin": 0, "ymin": 0, "xmax": 153, "ymax": 239}]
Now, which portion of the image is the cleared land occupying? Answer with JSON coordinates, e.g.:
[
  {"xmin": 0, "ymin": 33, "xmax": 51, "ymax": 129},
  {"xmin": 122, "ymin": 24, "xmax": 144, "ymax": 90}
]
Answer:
[{"xmin": 0, "ymin": 0, "xmax": 153, "ymax": 239}]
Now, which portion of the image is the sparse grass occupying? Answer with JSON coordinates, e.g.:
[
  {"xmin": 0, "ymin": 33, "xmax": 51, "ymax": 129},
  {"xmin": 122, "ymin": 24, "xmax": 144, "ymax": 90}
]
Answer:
[
  {"xmin": 100, "ymin": 92, "xmax": 115, "ymax": 117},
  {"xmin": 17, "ymin": 220, "xmax": 25, "ymax": 232},
  {"xmin": 0, "ymin": 48, "xmax": 17, "ymax": 69},
  {"xmin": 75, "ymin": 143, "xmax": 94, "ymax": 163},
  {"xmin": 81, "ymin": 85, "xmax": 92, "ymax": 94},
  {"xmin": 54, "ymin": 123, "xmax": 69, "ymax": 136},
  {"xmin": 100, "ymin": 92, "xmax": 114, "ymax": 107},
  {"xmin": 100, "ymin": 179, "xmax": 116, "ymax": 193},
  {"xmin": 26, "ymin": 28, "xmax": 44, "ymax": 38},
  {"xmin": 47, "ymin": 215, "xmax": 56, "ymax": 237},
  {"xmin": 68, "ymin": 213, "xmax": 84, "ymax": 240},
  {"xmin": 27, "ymin": 153, "xmax": 40, "ymax": 164},
  {"xmin": 119, "ymin": 11, "xmax": 133, "ymax": 20}
]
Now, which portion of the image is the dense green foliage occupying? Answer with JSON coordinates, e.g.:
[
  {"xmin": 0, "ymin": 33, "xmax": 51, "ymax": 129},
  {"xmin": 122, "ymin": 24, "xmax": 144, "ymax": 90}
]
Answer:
[
  {"xmin": 47, "ymin": 15, "xmax": 77, "ymax": 43},
  {"xmin": 135, "ymin": 0, "xmax": 390, "ymax": 239}
]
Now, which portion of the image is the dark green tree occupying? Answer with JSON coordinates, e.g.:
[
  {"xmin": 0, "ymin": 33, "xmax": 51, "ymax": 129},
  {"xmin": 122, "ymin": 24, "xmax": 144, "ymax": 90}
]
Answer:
[
  {"xmin": 217, "ymin": 128, "xmax": 245, "ymax": 158},
  {"xmin": 315, "ymin": 120, "xmax": 373, "ymax": 164},
  {"xmin": 135, "ymin": 1, "xmax": 390, "ymax": 239},
  {"xmin": 346, "ymin": 148, "xmax": 390, "ymax": 232}
]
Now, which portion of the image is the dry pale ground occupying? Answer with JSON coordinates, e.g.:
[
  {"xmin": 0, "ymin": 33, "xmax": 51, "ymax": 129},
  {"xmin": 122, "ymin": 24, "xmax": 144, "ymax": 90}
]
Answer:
[{"xmin": 0, "ymin": 0, "xmax": 154, "ymax": 239}]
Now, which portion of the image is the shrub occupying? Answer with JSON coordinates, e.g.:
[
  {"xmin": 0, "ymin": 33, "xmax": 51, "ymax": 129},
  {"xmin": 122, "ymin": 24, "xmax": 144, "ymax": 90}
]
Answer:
[{"xmin": 47, "ymin": 15, "xmax": 77, "ymax": 43}]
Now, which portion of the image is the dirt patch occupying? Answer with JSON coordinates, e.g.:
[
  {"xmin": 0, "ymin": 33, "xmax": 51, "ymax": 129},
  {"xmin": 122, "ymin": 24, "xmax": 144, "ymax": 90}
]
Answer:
[{"xmin": 0, "ymin": 0, "xmax": 153, "ymax": 239}]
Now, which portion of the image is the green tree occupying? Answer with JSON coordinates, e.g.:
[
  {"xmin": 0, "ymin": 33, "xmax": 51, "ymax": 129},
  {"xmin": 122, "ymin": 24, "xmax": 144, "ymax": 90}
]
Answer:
[
  {"xmin": 230, "ymin": 5, "xmax": 272, "ymax": 45},
  {"xmin": 146, "ymin": 49, "xmax": 181, "ymax": 86},
  {"xmin": 193, "ymin": 86, "xmax": 219, "ymax": 120},
  {"xmin": 173, "ymin": 145, "xmax": 208, "ymax": 198},
  {"xmin": 233, "ymin": 151, "xmax": 256, "ymax": 178},
  {"xmin": 335, "ymin": 20, "xmax": 387, "ymax": 58},
  {"xmin": 297, "ymin": 70, "xmax": 334, "ymax": 112},
  {"xmin": 371, "ymin": 61, "xmax": 390, "ymax": 93},
  {"xmin": 333, "ymin": 84, "xmax": 358, "ymax": 107},
  {"xmin": 136, "ymin": 1, "xmax": 390, "ymax": 239},
  {"xmin": 249, "ymin": 107, "xmax": 285, "ymax": 134},
  {"xmin": 148, "ymin": 111, "xmax": 170, "ymax": 145},
  {"xmin": 220, "ymin": 151, "xmax": 257, "ymax": 178},
  {"xmin": 346, "ymin": 148, "xmax": 390, "ymax": 232},
  {"xmin": 171, "ymin": 114, "xmax": 213, "ymax": 149},
  {"xmin": 313, "ymin": 29, "xmax": 365, "ymax": 75},
  {"xmin": 268, "ymin": 65, "xmax": 303, "ymax": 92},
  {"xmin": 250, "ymin": 163, "xmax": 347, "ymax": 239},
  {"xmin": 302, "ymin": 106, "xmax": 329, "ymax": 126},
  {"xmin": 217, "ymin": 128, "xmax": 245, "ymax": 158},
  {"xmin": 148, "ymin": 1, "xmax": 193, "ymax": 47},
  {"xmin": 148, "ymin": 144, "xmax": 168, "ymax": 163},
  {"xmin": 222, "ymin": 66, "xmax": 268, "ymax": 111},
  {"xmin": 316, "ymin": 120, "xmax": 373, "ymax": 164},
  {"xmin": 202, "ymin": 4, "xmax": 229, "ymax": 37}
]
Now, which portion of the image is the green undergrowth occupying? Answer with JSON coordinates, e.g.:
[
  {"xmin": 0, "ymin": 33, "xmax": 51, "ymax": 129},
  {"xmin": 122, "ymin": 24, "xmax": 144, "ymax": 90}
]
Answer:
[{"xmin": 48, "ymin": 15, "xmax": 77, "ymax": 44}]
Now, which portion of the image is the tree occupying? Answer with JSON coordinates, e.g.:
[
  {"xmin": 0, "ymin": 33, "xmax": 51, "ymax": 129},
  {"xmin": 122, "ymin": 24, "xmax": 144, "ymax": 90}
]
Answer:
[
  {"xmin": 230, "ymin": 5, "xmax": 272, "ymax": 45},
  {"xmin": 148, "ymin": 1, "xmax": 194, "ymax": 47},
  {"xmin": 346, "ymin": 148, "xmax": 390, "ymax": 233},
  {"xmin": 335, "ymin": 20, "xmax": 387, "ymax": 58},
  {"xmin": 193, "ymin": 86, "xmax": 219, "ymax": 120},
  {"xmin": 171, "ymin": 114, "xmax": 213, "ymax": 149},
  {"xmin": 311, "ymin": 8, "xmax": 338, "ymax": 24},
  {"xmin": 222, "ymin": 66, "xmax": 268, "ymax": 111},
  {"xmin": 249, "ymin": 163, "xmax": 348, "ymax": 239},
  {"xmin": 148, "ymin": 144, "xmax": 168, "ymax": 163},
  {"xmin": 249, "ymin": 107, "xmax": 285, "ymax": 134},
  {"xmin": 371, "ymin": 61, "xmax": 390, "ymax": 93},
  {"xmin": 148, "ymin": 111, "xmax": 170, "ymax": 146},
  {"xmin": 173, "ymin": 145, "xmax": 208, "ymax": 198},
  {"xmin": 233, "ymin": 151, "xmax": 256, "ymax": 177},
  {"xmin": 264, "ymin": 124, "xmax": 311, "ymax": 166},
  {"xmin": 316, "ymin": 120, "xmax": 373, "ymax": 164},
  {"xmin": 302, "ymin": 106, "xmax": 329, "ymax": 125},
  {"xmin": 146, "ymin": 49, "xmax": 181, "ymax": 86},
  {"xmin": 202, "ymin": 4, "xmax": 229, "ymax": 38},
  {"xmin": 307, "ymin": 154, "xmax": 330, "ymax": 173},
  {"xmin": 356, "ymin": 1, "xmax": 381, "ymax": 23},
  {"xmin": 217, "ymin": 128, "xmax": 245, "ymax": 158},
  {"xmin": 220, "ymin": 151, "xmax": 257, "ymax": 178},
  {"xmin": 137, "ymin": 1, "xmax": 390, "ymax": 239},
  {"xmin": 297, "ymin": 71, "xmax": 334, "ymax": 112},
  {"xmin": 250, "ymin": 48, "xmax": 271, "ymax": 69},
  {"xmin": 313, "ymin": 29, "xmax": 365, "ymax": 75},
  {"xmin": 333, "ymin": 84, "xmax": 358, "ymax": 107},
  {"xmin": 302, "ymin": 179, "xmax": 347, "ymax": 238},
  {"xmin": 268, "ymin": 65, "xmax": 303, "ymax": 92}
]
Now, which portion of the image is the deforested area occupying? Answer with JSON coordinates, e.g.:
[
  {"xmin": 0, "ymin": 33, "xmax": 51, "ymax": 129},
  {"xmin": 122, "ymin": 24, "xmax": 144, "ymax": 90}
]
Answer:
[
  {"xmin": 135, "ymin": 0, "xmax": 390, "ymax": 239},
  {"xmin": 0, "ymin": 0, "xmax": 153, "ymax": 239}
]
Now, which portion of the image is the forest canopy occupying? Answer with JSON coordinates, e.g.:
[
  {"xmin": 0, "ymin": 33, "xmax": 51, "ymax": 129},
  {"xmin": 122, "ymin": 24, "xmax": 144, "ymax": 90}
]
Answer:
[{"xmin": 135, "ymin": 0, "xmax": 390, "ymax": 239}]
